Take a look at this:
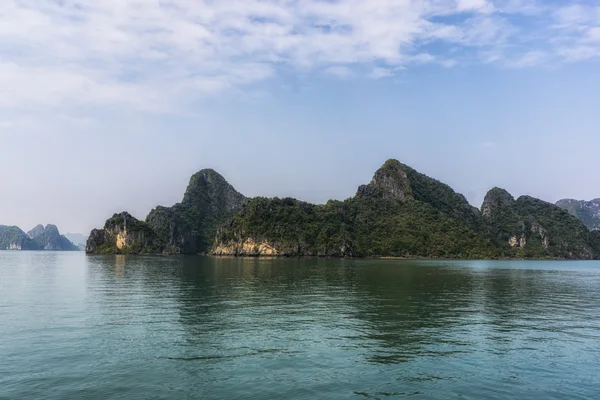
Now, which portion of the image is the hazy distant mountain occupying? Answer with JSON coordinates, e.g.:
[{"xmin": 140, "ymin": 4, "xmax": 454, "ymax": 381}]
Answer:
[
  {"xmin": 26, "ymin": 224, "xmax": 79, "ymax": 251},
  {"xmin": 64, "ymin": 233, "xmax": 88, "ymax": 249},
  {"xmin": 556, "ymin": 199, "xmax": 600, "ymax": 231},
  {"xmin": 0, "ymin": 225, "xmax": 38, "ymax": 250},
  {"xmin": 0, "ymin": 223, "xmax": 81, "ymax": 251}
]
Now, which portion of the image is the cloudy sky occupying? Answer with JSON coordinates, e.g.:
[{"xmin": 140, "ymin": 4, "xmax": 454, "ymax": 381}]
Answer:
[{"xmin": 2, "ymin": 0, "xmax": 600, "ymax": 235}]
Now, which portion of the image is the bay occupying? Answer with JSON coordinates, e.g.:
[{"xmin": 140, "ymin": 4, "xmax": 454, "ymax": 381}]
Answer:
[{"xmin": 1, "ymin": 252, "xmax": 600, "ymax": 399}]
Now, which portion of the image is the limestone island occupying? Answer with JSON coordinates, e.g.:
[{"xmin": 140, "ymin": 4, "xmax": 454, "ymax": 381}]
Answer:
[{"xmin": 86, "ymin": 160, "xmax": 600, "ymax": 259}]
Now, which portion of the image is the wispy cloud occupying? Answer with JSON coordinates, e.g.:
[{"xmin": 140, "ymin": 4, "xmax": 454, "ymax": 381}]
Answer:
[
  {"xmin": 551, "ymin": 4, "xmax": 600, "ymax": 63},
  {"xmin": 0, "ymin": 1, "xmax": 599, "ymax": 114},
  {"xmin": 369, "ymin": 67, "xmax": 395, "ymax": 79},
  {"xmin": 324, "ymin": 66, "xmax": 354, "ymax": 79}
]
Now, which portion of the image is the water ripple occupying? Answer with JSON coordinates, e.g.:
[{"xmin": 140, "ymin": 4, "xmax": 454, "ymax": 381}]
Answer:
[{"xmin": 1, "ymin": 254, "xmax": 600, "ymax": 399}]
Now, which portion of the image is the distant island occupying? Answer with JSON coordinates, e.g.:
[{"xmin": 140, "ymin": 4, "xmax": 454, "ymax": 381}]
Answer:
[
  {"xmin": 85, "ymin": 159, "xmax": 600, "ymax": 259},
  {"xmin": 556, "ymin": 198, "xmax": 600, "ymax": 231},
  {"xmin": 64, "ymin": 233, "xmax": 89, "ymax": 250},
  {"xmin": 0, "ymin": 224, "xmax": 79, "ymax": 251}
]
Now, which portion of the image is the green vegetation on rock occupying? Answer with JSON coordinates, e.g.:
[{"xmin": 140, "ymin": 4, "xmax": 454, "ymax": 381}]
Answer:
[
  {"xmin": 87, "ymin": 170, "xmax": 246, "ymax": 255},
  {"xmin": 215, "ymin": 160, "xmax": 495, "ymax": 258},
  {"xmin": 482, "ymin": 189, "xmax": 596, "ymax": 259},
  {"xmin": 146, "ymin": 169, "xmax": 246, "ymax": 254},
  {"xmin": 86, "ymin": 159, "xmax": 600, "ymax": 260},
  {"xmin": 215, "ymin": 193, "xmax": 494, "ymax": 258}
]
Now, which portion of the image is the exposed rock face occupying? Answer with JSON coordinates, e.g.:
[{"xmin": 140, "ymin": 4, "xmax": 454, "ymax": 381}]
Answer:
[
  {"xmin": 213, "ymin": 235, "xmax": 353, "ymax": 257},
  {"xmin": 481, "ymin": 188, "xmax": 515, "ymax": 218},
  {"xmin": 556, "ymin": 198, "xmax": 600, "ymax": 230},
  {"xmin": 356, "ymin": 159, "xmax": 412, "ymax": 201},
  {"xmin": 509, "ymin": 235, "xmax": 526, "ymax": 248},
  {"xmin": 27, "ymin": 224, "xmax": 78, "ymax": 251},
  {"xmin": 213, "ymin": 238, "xmax": 281, "ymax": 256},
  {"xmin": 530, "ymin": 221, "xmax": 549, "ymax": 249},
  {"xmin": 182, "ymin": 169, "xmax": 246, "ymax": 214},
  {"xmin": 86, "ymin": 212, "xmax": 164, "ymax": 254}
]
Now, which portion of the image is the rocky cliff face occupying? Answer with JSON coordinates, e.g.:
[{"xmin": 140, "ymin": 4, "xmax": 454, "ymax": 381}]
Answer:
[
  {"xmin": 27, "ymin": 224, "xmax": 78, "ymax": 251},
  {"xmin": 481, "ymin": 187, "xmax": 515, "ymax": 218},
  {"xmin": 556, "ymin": 198, "xmax": 600, "ymax": 230},
  {"xmin": 0, "ymin": 225, "xmax": 37, "ymax": 250},
  {"xmin": 146, "ymin": 169, "xmax": 247, "ymax": 254},
  {"xmin": 86, "ymin": 212, "xmax": 164, "ymax": 254},
  {"xmin": 87, "ymin": 169, "xmax": 247, "ymax": 255},
  {"xmin": 212, "ymin": 237, "xmax": 282, "ymax": 256},
  {"xmin": 356, "ymin": 159, "xmax": 413, "ymax": 201}
]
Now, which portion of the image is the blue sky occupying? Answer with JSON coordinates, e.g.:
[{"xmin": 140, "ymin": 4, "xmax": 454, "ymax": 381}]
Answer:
[{"xmin": 1, "ymin": 0, "xmax": 600, "ymax": 234}]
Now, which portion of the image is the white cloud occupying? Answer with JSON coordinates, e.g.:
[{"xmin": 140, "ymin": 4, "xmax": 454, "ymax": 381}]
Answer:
[
  {"xmin": 506, "ymin": 51, "xmax": 548, "ymax": 68},
  {"xmin": 588, "ymin": 27, "xmax": 600, "ymax": 43},
  {"xmin": 324, "ymin": 66, "xmax": 354, "ymax": 79},
  {"xmin": 552, "ymin": 4, "xmax": 600, "ymax": 62},
  {"xmin": 369, "ymin": 68, "xmax": 395, "ymax": 79},
  {"xmin": 456, "ymin": 0, "xmax": 495, "ymax": 13},
  {"xmin": 440, "ymin": 59, "xmax": 459, "ymax": 68},
  {"xmin": 0, "ymin": 1, "xmax": 599, "ymax": 114},
  {"xmin": 409, "ymin": 53, "xmax": 437, "ymax": 64}
]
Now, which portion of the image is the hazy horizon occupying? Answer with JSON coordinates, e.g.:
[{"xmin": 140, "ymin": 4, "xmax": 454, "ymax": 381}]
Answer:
[{"xmin": 2, "ymin": 0, "xmax": 600, "ymax": 234}]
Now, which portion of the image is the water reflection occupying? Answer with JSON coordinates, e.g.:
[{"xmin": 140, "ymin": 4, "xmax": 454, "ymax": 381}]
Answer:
[{"xmin": 82, "ymin": 256, "xmax": 600, "ymax": 399}]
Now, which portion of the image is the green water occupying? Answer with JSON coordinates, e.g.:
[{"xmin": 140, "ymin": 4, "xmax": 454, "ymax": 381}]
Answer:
[{"xmin": 1, "ymin": 253, "xmax": 600, "ymax": 399}]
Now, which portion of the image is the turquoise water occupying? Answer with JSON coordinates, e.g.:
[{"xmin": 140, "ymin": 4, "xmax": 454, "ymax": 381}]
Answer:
[{"xmin": 1, "ymin": 253, "xmax": 600, "ymax": 399}]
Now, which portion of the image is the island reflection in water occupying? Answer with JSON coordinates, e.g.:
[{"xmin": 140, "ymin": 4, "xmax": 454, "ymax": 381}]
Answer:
[{"xmin": 1, "ymin": 253, "xmax": 599, "ymax": 399}]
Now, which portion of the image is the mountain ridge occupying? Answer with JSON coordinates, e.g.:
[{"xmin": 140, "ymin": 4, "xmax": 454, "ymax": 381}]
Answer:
[
  {"xmin": 86, "ymin": 159, "xmax": 600, "ymax": 259},
  {"xmin": 0, "ymin": 224, "xmax": 78, "ymax": 251}
]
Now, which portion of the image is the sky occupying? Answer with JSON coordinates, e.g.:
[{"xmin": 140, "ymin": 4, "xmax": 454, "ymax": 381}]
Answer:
[{"xmin": 1, "ymin": 0, "xmax": 600, "ymax": 235}]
